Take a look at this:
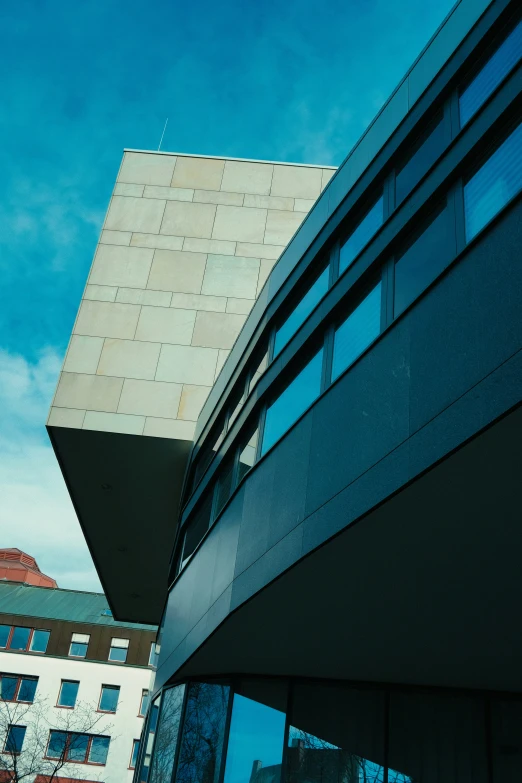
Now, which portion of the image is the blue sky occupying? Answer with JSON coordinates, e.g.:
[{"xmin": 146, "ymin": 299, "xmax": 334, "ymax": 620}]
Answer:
[{"xmin": 0, "ymin": 0, "xmax": 455, "ymax": 590}]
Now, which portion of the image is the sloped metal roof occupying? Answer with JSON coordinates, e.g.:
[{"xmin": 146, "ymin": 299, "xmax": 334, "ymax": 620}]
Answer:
[{"xmin": 0, "ymin": 581, "xmax": 157, "ymax": 631}]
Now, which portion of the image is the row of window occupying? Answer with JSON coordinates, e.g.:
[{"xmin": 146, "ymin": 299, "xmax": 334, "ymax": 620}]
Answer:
[
  {"xmin": 0, "ymin": 671, "xmax": 150, "ymax": 718},
  {"xmin": 187, "ymin": 12, "xmax": 522, "ymax": 503},
  {"xmin": 3, "ymin": 725, "xmax": 111, "ymax": 766},
  {"xmin": 0, "ymin": 624, "xmax": 158, "ymax": 666},
  {"xmin": 176, "ymin": 110, "xmax": 522, "ymax": 575}
]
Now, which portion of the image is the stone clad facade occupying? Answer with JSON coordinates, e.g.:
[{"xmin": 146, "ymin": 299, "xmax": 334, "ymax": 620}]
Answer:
[{"xmin": 49, "ymin": 151, "xmax": 335, "ymax": 441}]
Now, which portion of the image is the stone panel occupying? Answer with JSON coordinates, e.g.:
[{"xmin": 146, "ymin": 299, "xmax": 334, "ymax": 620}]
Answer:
[
  {"xmin": 105, "ymin": 195, "xmax": 166, "ymax": 234},
  {"xmin": 130, "ymin": 233, "xmax": 184, "ymax": 251},
  {"xmin": 264, "ymin": 209, "xmax": 305, "ymax": 245},
  {"xmin": 135, "ymin": 305, "xmax": 197, "ymax": 345},
  {"xmin": 89, "ymin": 244, "xmax": 154, "ymax": 289},
  {"xmin": 236, "ymin": 242, "xmax": 284, "ymax": 260},
  {"xmin": 83, "ymin": 410, "xmax": 145, "ymax": 435},
  {"xmin": 192, "ymin": 311, "xmax": 247, "ymax": 350},
  {"xmin": 97, "ymin": 338, "xmax": 161, "ymax": 380},
  {"xmin": 143, "ymin": 185, "xmax": 194, "ymax": 201},
  {"xmin": 171, "ymin": 157, "xmax": 224, "ymax": 190},
  {"xmin": 214, "ymin": 349, "xmax": 230, "ymax": 380},
  {"xmin": 118, "ymin": 378, "xmax": 183, "ymax": 419},
  {"xmin": 84, "ymin": 285, "xmax": 117, "ymax": 302},
  {"xmin": 257, "ymin": 258, "xmax": 277, "ymax": 295},
  {"xmin": 202, "ymin": 255, "xmax": 259, "ymax": 299},
  {"xmin": 193, "ymin": 190, "xmax": 244, "ymax": 206},
  {"xmin": 271, "ymin": 165, "xmax": 322, "ymax": 199},
  {"xmin": 155, "ymin": 344, "xmax": 218, "ymax": 385},
  {"xmin": 118, "ymin": 151, "xmax": 176, "ymax": 186},
  {"xmin": 170, "ymin": 293, "xmax": 226, "ymax": 312},
  {"xmin": 226, "ymin": 298, "xmax": 254, "ymax": 315},
  {"xmin": 212, "ymin": 205, "xmax": 266, "ymax": 243},
  {"xmin": 143, "ymin": 417, "xmax": 196, "ymax": 440},
  {"xmin": 114, "ymin": 183, "xmax": 144, "ymax": 197},
  {"xmin": 244, "ymin": 194, "xmax": 294, "ymax": 211},
  {"xmin": 160, "ymin": 200, "xmax": 216, "ymax": 239},
  {"xmin": 116, "ymin": 288, "xmax": 172, "ymax": 307},
  {"xmin": 48, "ymin": 406, "xmax": 86, "ymax": 428},
  {"xmin": 294, "ymin": 198, "xmax": 315, "ymax": 212},
  {"xmin": 100, "ymin": 230, "xmax": 132, "ymax": 246},
  {"xmin": 221, "ymin": 161, "xmax": 273, "ymax": 195},
  {"xmin": 53, "ymin": 372, "xmax": 124, "ymax": 413},
  {"xmin": 147, "ymin": 249, "xmax": 206, "ymax": 294},
  {"xmin": 63, "ymin": 335, "xmax": 104, "ymax": 375},
  {"xmin": 183, "ymin": 237, "xmax": 236, "ymax": 256},
  {"xmin": 74, "ymin": 300, "xmax": 140, "ymax": 340},
  {"xmin": 177, "ymin": 384, "xmax": 211, "ymax": 421}
]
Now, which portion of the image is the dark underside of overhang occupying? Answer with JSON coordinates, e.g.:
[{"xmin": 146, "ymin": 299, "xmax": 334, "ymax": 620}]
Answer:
[
  {"xmin": 48, "ymin": 426, "xmax": 191, "ymax": 624},
  {"xmin": 174, "ymin": 404, "xmax": 522, "ymax": 694}
]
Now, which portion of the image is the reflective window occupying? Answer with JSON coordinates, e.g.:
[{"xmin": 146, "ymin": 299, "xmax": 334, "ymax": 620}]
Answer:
[
  {"xmin": 340, "ymin": 197, "xmax": 384, "ymax": 274},
  {"xmin": 108, "ymin": 637, "xmax": 129, "ymax": 663},
  {"xmin": 174, "ymin": 682, "xmax": 230, "ymax": 783},
  {"xmin": 332, "ymin": 282, "xmax": 382, "ymax": 381},
  {"xmin": 464, "ymin": 121, "xmax": 522, "ymax": 242},
  {"xmin": 4, "ymin": 725, "xmax": 26, "ymax": 754},
  {"xmin": 274, "ymin": 267, "xmax": 329, "ymax": 357},
  {"xmin": 248, "ymin": 351, "xmax": 269, "ymax": 395},
  {"xmin": 237, "ymin": 428, "xmax": 259, "ymax": 484},
  {"xmin": 180, "ymin": 492, "xmax": 213, "ymax": 572},
  {"xmin": 69, "ymin": 632, "xmax": 90, "ymax": 658},
  {"xmin": 139, "ymin": 695, "xmax": 161, "ymax": 783},
  {"xmin": 17, "ymin": 677, "xmax": 38, "ymax": 703},
  {"xmin": 460, "ymin": 18, "xmax": 522, "ymax": 126},
  {"xmin": 9, "ymin": 627, "xmax": 31, "ymax": 651},
  {"xmin": 0, "ymin": 674, "xmax": 37, "ymax": 703},
  {"xmin": 262, "ymin": 350, "xmax": 324, "ymax": 456},
  {"xmin": 1, "ymin": 676, "xmax": 18, "ymax": 702},
  {"xmin": 214, "ymin": 458, "xmax": 235, "ymax": 518},
  {"xmin": 149, "ymin": 642, "xmax": 159, "ymax": 668},
  {"xmin": 149, "ymin": 685, "xmax": 185, "ymax": 783},
  {"xmin": 140, "ymin": 689, "xmax": 150, "ymax": 717},
  {"xmin": 394, "ymin": 202, "xmax": 454, "ymax": 316},
  {"xmin": 89, "ymin": 735, "xmax": 110, "ymax": 765},
  {"xmin": 396, "ymin": 111, "xmax": 446, "ymax": 205},
  {"xmin": 224, "ymin": 693, "xmax": 286, "ymax": 783},
  {"xmin": 29, "ymin": 629, "xmax": 50, "ymax": 653},
  {"xmin": 99, "ymin": 685, "xmax": 120, "ymax": 713},
  {"xmin": 131, "ymin": 739, "xmax": 140, "ymax": 769},
  {"xmin": 68, "ymin": 733, "xmax": 90, "ymax": 762},
  {"xmin": 57, "ymin": 680, "xmax": 79, "ymax": 708},
  {"xmin": 388, "ymin": 692, "xmax": 487, "ymax": 783},
  {"xmin": 0, "ymin": 625, "xmax": 10, "ymax": 647},
  {"xmin": 47, "ymin": 731, "xmax": 67, "ymax": 759}
]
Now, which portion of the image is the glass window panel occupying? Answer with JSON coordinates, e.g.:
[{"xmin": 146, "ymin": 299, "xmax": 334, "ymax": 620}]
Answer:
[
  {"xmin": 288, "ymin": 684, "xmax": 386, "ymax": 783},
  {"xmin": 340, "ymin": 197, "xmax": 384, "ymax": 274},
  {"xmin": 491, "ymin": 699, "xmax": 522, "ymax": 783},
  {"xmin": 248, "ymin": 351, "xmax": 268, "ymax": 395},
  {"xmin": 460, "ymin": 19, "xmax": 522, "ymax": 126},
  {"xmin": 69, "ymin": 641, "xmax": 88, "ymax": 657},
  {"xmin": 224, "ymin": 693, "xmax": 286, "ymax": 783},
  {"xmin": 0, "ymin": 625, "xmax": 10, "ymax": 647},
  {"xmin": 139, "ymin": 695, "xmax": 161, "ymax": 783},
  {"xmin": 228, "ymin": 393, "xmax": 244, "ymax": 430},
  {"xmin": 464, "ymin": 121, "xmax": 522, "ymax": 242},
  {"xmin": 149, "ymin": 685, "xmax": 185, "ymax": 783},
  {"xmin": 58, "ymin": 680, "xmax": 79, "ymax": 708},
  {"xmin": 388, "ymin": 691, "xmax": 487, "ymax": 783},
  {"xmin": 5, "ymin": 725, "xmax": 26, "ymax": 754},
  {"xmin": 89, "ymin": 735, "xmax": 110, "ymax": 765},
  {"xmin": 274, "ymin": 267, "xmax": 329, "ymax": 357},
  {"xmin": 214, "ymin": 458, "xmax": 235, "ymax": 518},
  {"xmin": 332, "ymin": 283, "xmax": 382, "ymax": 381},
  {"xmin": 71, "ymin": 632, "xmax": 90, "ymax": 643},
  {"xmin": 174, "ymin": 681, "xmax": 230, "ymax": 783},
  {"xmin": 394, "ymin": 202, "xmax": 454, "ymax": 317},
  {"xmin": 262, "ymin": 350, "xmax": 324, "ymax": 456},
  {"xmin": 29, "ymin": 629, "xmax": 50, "ymax": 653},
  {"xmin": 131, "ymin": 739, "xmax": 140, "ymax": 769},
  {"xmin": 149, "ymin": 642, "xmax": 159, "ymax": 667},
  {"xmin": 181, "ymin": 492, "xmax": 213, "ymax": 571},
  {"xmin": 47, "ymin": 731, "xmax": 67, "ymax": 759},
  {"xmin": 100, "ymin": 685, "xmax": 120, "ymax": 712},
  {"xmin": 140, "ymin": 689, "xmax": 150, "ymax": 716},
  {"xmin": 108, "ymin": 645, "xmax": 127, "ymax": 662},
  {"xmin": 18, "ymin": 677, "xmax": 37, "ymax": 703},
  {"xmin": 237, "ymin": 429, "xmax": 259, "ymax": 484},
  {"xmin": 1, "ymin": 676, "xmax": 18, "ymax": 701},
  {"xmin": 9, "ymin": 627, "xmax": 31, "ymax": 651},
  {"xmin": 68, "ymin": 732, "xmax": 89, "ymax": 761},
  {"xmin": 111, "ymin": 637, "xmax": 130, "ymax": 648},
  {"xmin": 396, "ymin": 112, "xmax": 446, "ymax": 205}
]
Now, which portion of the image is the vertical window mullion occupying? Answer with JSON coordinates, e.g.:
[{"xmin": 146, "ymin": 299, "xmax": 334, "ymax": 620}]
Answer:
[
  {"xmin": 383, "ymin": 258, "xmax": 395, "ymax": 327},
  {"xmin": 448, "ymin": 89, "xmax": 461, "ymax": 138},
  {"xmin": 255, "ymin": 406, "xmax": 268, "ymax": 462},
  {"xmin": 6, "ymin": 626, "xmax": 14, "ymax": 650},
  {"xmin": 383, "ymin": 172, "xmax": 395, "ymax": 219},
  {"xmin": 443, "ymin": 94, "xmax": 455, "ymax": 144},
  {"xmin": 329, "ymin": 240, "xmax": 340, "ymax": 287},
  {"xmin": 322, "ymin": 327, "xmax": 335, "ymax": 391}
]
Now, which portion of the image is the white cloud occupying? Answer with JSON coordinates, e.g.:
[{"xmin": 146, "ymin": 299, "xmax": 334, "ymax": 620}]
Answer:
[{"xmin": 0, "ymin": 347, "xmax": 102, "ymax": 592}]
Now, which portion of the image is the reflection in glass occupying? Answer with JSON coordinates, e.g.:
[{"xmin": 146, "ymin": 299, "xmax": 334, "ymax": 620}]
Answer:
[
  {"xmin": 67, "ymin": 733, "xmax": 89, "ymax": 762},
  {"xmin": 149, "ymin": 685, "xmax": 185, "ymax": 783},
  {"xmin": 175, "ymin": 682, "xmax": 230, "ymax": 783},
  {"xmin": 0, "ymin": 625, "xmax": 10, "ymax": 647},
  {"xmin": 180, "ymin": 493, "xmax": 213, "ymax": 571},
  {"xmin": 396, "ymin": 112, "xmax": 445, "ymax": 205},
  {"xmin": 58, "ymin": 680, "xmax": 79, "ymax": 708},
  {"xmin": 224, "ymin": 694, "xmax": 286, "ymax": 783},
  {"xmin": 460, "ymin": 19, "xmax": 522, "ymax": 126},
  {"xmin": 89, "ymin": 736, "xmax": 110, "ymax": 764},
  {"xmin": 464, "ymin": 121, "xmax": 522, "ymax": 242},
  {"xmin": 394, "ymin": 203, "xmax": 453, "ymax": 316},
  {"xmin": 9, "ymin": 626, "xmax": 31, "ymax": 651},
  {"xmin": 332, "ymin": 283, "xmax": 382, "ymax": 381},
  {"xmin": 30, "ymin": 629, "xmax": 50, "ymax": 652},
  {"xmin": 139, "ymin": 695, "xmax": 161, "ymax": 783},
  {"xmin": 274, "ymin": 267, "xmax": 329, "ymax": 357},
  {"xmin": 340, "ymin": 197, "xmax": 384, "ymax": 275},
  {"xmin": 249, "ymin": 352, "xmax": 269, "ymax": 395},
  {"xmin": 1, "ymin": 676, "xmax": 18, "ymax": 701},
  {"xmin": 237, "ymin": 429, "xmax": 259, "ymax": 484},
  {"xmin": 262, "ymin": 350, "xmax": 323, "ymax": 455},
  {"xmin": 214, "ymin": 458, "xmax": 235, "ymax": 518},
  {"xmin": 18, "ymin": 678, "xmax": 37, "ymax": 703},
  {"xmin": 287, "ymin": 727, "xmax": 385, "ymax": 783}
]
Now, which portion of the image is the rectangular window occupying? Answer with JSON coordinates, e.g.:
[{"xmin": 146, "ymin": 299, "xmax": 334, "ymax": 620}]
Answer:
[
  {"xmin": 262, "ymin": 349, "xmax": 324, "ymax": 456},
  {"xmin": 69, "ymin": 633, "xmax": 90, "ymax": 658},
  {"xmin": 17, "ymin": 677, "xmax": 38, "ymax": 703},
  {"xmin": 57, "ymin": 680, "xmax": 79, "ymax": 708},
  {"xmin": 130, "ymin": 739, "xmax": 140, "ymax": 769},
  {"xmin": 460, "ymin": 18, "xmax": 522, "ymax": 126},
  {"xmin": 394, "ymin": 202, "xmax": 454, "ymax": 317},
  {"xmin": 9, "ymin": 627, "xmax": 31, "ymax": 651},
  {"xmin": 140, "ymin": 689, "xmax": 150, "ymax": 716},
  {"xmin": 99, "ymin": 685, "xmax": 120, "ymax": 713},
  {"xmin": 108, "ymin": 637, "xmax": 129, "ymax": 663},
  {"xmin": 464, "ymin": 121, "xmax": 522, "ymax": 242},
  {"xmin": 395, "ymin": 111, "xmax": 446, "ymax": 205},
  {"xmin": 179, "ymin": 492, "xmax": 213, "ymax": 572},
  {"xmin": 273, "ymin": 267, "xmax": 330, "ymax": 357},
  {"xmin": 0, "ymin": 625, "xmax": 10, "ymax": 648},
  {"xmin": 89, "ymin": 735, "xmax": 111, "ymax": 765},
  {"xmin": 46, "ymin": 731, "xmax": 110, "ymax": 765},
  {"xmin": 0, "ymin": 674, "xmax": 37, "ymax": 703},
  {"xmin": 340, "ymin": 197, "xmax": 384, "ymax": 275},
  {"xmin": 214, "ymin": 458, "xmax": 235, "ymax": 518},
  {"xmin": 237, "ymin": 428, "xmax": 259, "ymax": 485},
  {"xmin": 148, "ymin": 643, "xmax": 159, "ymax": 668},
  {"xmin": 29, "ymin": 629, "xmax": 50, "ymax": 653},
  {"xmin": 332, "ymin": 283, "xmax": 382, "ymax": 381},
  {"xmin": 68, "ymin": 733, "xmax": 89, "ymax": 762},
  {"xmin": 4, "ymin": 725, "xmax": 26, "ymax": 754},
  {"xmin": 47, "ymin": 731, "xmax": 68, "ymax": 760}
]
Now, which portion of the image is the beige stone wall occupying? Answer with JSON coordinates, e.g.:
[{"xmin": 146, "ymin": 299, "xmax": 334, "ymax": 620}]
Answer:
[{"xmin": 49, "ymin": 151, "xmax": 335, "ymax": 440}]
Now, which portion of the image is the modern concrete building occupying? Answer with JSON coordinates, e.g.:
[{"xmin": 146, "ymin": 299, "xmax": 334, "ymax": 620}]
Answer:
[
  {"xmin": 0, "ymin": 550, "xmax": 157, "ymax": 783},
  {"xmin": 49, "ymin": 0, "xmax": 522, "ymax": 780}
]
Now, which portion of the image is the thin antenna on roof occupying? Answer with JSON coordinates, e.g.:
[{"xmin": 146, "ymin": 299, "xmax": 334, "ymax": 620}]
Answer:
[{"xmin": 158, "ymin": 118, "xmax": 169, "ymax": 151}]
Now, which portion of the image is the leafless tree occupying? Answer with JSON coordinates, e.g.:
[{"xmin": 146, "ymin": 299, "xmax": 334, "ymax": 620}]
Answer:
[{"xmin": 0, "ymin": 695, "xmax": 114, "ymax": 783}]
